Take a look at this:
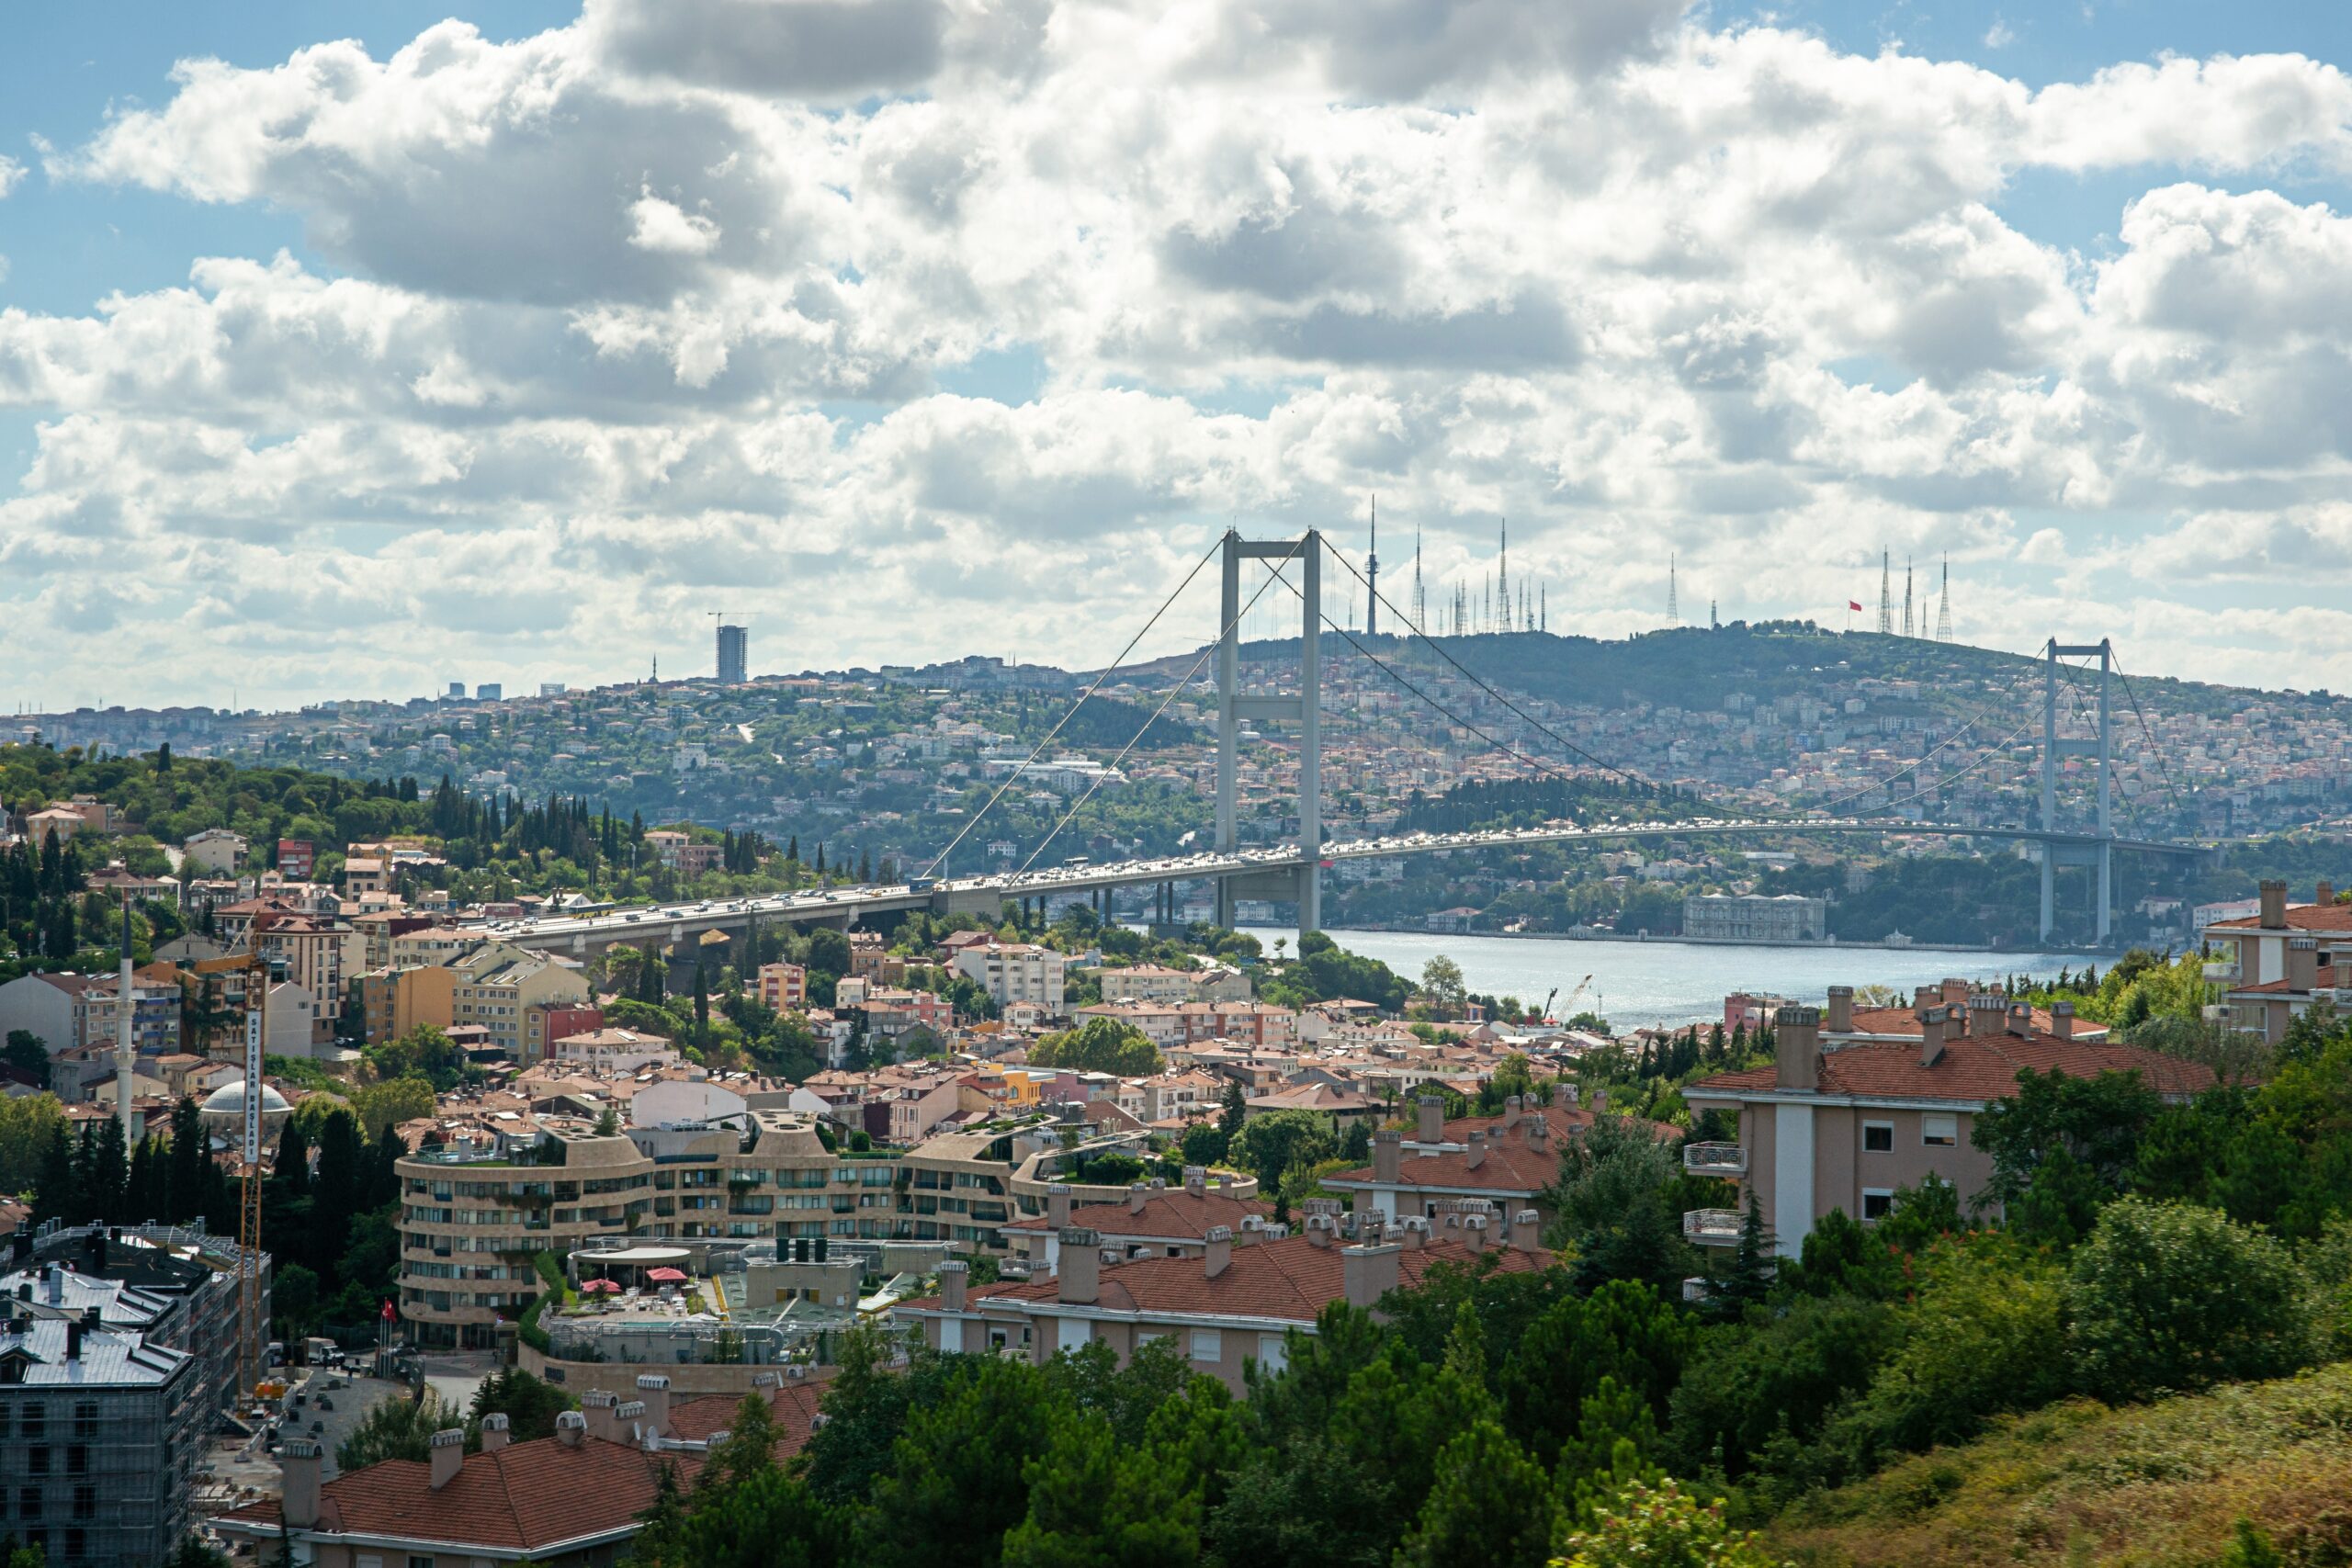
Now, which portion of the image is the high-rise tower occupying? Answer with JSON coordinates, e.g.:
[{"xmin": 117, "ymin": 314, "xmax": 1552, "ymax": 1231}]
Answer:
[
  {"xmin": 716, "ymin": 623, "xmax": 749, "ymax": 684},
  {"xmin": 1936, "ymin": 556, "xmax": 1952, "ymax": 642}
]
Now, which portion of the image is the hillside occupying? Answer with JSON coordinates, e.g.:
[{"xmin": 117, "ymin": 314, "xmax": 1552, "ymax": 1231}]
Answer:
[{"xmin": 1771, "ymin": 1365, "xmax": 2352, "ymax": 1566}]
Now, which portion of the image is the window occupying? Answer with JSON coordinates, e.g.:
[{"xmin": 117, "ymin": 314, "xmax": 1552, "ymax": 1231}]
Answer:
[
  {"xmin": 1861, "ymin": 1190, "xmax": 1894, "ymax": 1222},
  {"xmin": 17, "ymin": 1488, "xmax": 39, "ymax": 1520},
  {"xmin": 1190, "ymin": 1328, "xmax": 1222, "ymax": 1364},
  {"xmin": 61, "ymin": 1530, "xmax": 82, "ymax": 1562},
  {"xmin": 21, "ymin": 1404, "xmax": 42, "ymax": 1439},
  {"xmin": 71, "ymin": 1485, "xmax": 93, "ymax": 1521},
  {"xmin": 64, "ymin": 1447, "xmax": 85, "ymax": 1477},
  {"xmin": 409, "ymin": 1557, "xmax": 436, "ymax": 1568},
  {"xmin": 1256, "ymin": 1334, "xmax": 1288, "ymax": 1373},
  {"xmin": 1921, "ymin": 1113, "xmax": 1959, "ymax": 1147},
  {"xmin": 71, "ymin": 1402, "xmax": 95, "ymax": 1439},
  {"xmin": 1862, "ymin": 1122, "xmax": 1894, "ymax": 1153},
  {"xmin": 27, "ymin": 1450, "xmax": 46, "ymax": 1477}
]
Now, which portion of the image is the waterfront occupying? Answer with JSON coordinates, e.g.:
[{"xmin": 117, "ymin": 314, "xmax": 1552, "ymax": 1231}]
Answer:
[{"xmin": 1239, "ymin": 927, "xmax": 2079, "ymax": 1031}]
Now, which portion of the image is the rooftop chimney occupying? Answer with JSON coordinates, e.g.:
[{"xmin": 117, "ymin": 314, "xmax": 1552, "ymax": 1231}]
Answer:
[
  {"xmin": 44, "ymin": 1265, "xmax": 62, "ymax": 1304},
  {"xmin": 2007, "ymin": 1001, "xmax": 2033, "ymax": 1039},
  {"xmin": 582, "ymin": 1389, "xmax": 620, "ymax": 1444},
  {"xmin": 1397, "ymin": 1216, "xmax": 1429, "ymax": 1251},
  {"xmin": 1342, "ymin": 1243, "xmax": 1400, "ymax": 1314},
  {"xmin": 1235, "ymin": 1214, "xmax": 1265, "ymax": 1249},
  {"xmin": 1464, "ymin": 1132, "xmax": 1487, "ymax": 1171},
  {"xmin": 429, "ymin": 1427, "xmax": 466, "ymax": 1490},
  {"xmin": 1826, "ymin": 986, "xmax": 1853, "ymax": 1033},
  {"xmin": 1463, "ymin": 1213, "xmax": 1490, "ymax": 1254},
  {"xmin": 1182, "ymin": 1166, "xmax": 1206, "ymax": 1197},
  {"xmin": 1057, "ymin": 1227, "xmax": 1100, "ymax": 1305},
  {"xmin": 1914, "ymin": 984, "xmax": 1939, "ymax": 1011},
  {"xmin": 2051, "ymin": 1000, "xmax": 2075, "ymax": 1042},
  {"xmin": 1500, "ymin": 1095, "xmax": 1522, "ymax": 1130},
  {"xmin": 1305, "ymin": 1213, "xmax": 1338, "ymax": 1249},
  {"xmin": 554, "ymin": 1411, "xmax": 587, "ymax": 1448},
  {"xmin": 1417, "ymin": 1094, "xmax": 1443, "ymax": 1143},
  {"xmin": 479, "ymin": 1413, "xmax": 512, "ymax": 1452},
  {"xmin": 280, "ymin": 1439, "xmax": 323, "ymax": 1529},
  {"xmin": 1773, "ymin": 1006, "xmax": 1821, "ymax": 1090},
  {"xmin": 1920, "ymin": 1006, "xmax": 1949, "ymax": 1068},
  {"xmin": 1964, "ymin": 992, "xmax": 2005, "ymax": 1039},
  {"xmin": 65, "ymin": 1319, "xmax": 83, "ymax": 1361},
  {"xmin": 635, "ymin": 1373, "xmax": 671, "ymax": 1434},
  {"xmin": 1942, "ymin": 976, "xmax": 1970, "ymax": 1007},
  {"xmin": 1510, "ymin": 1209, "xmax": 1542, "ymax": 1252},
  {"xmin": 1046, "ymin": 1183, "xmax": 1072, "ymax": 1228},
  {"xmin": 1204, "ymin": 1224, "xmax": 1232, "ymax": 1279},
  {"xmin": 938, "ymin": 1259, "xmax": 967, "ymax": 1312},
  {"xmin": 2290, "ymin": 936, "xmax": 2320, "ymax": 993},
  {"xmin": 1373, "ymin": 1129, "xmax": 1401, "ymax": 1184},
  {"xmin": 1128, "ymin": 1183, "xmax": 1149, "ymax": 1215},
  {"xmin": 2261, "ymin": 880, "xmax": 2289, "ymax": 930},
  {"xmin": 2320, "ymin": 880, "xmax": 2336, "ymax": 907}
]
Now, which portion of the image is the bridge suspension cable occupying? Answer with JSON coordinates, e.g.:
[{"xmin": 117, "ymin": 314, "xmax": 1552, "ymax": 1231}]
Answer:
[
  {"xmin": 921, "ymin": 534, "xmax": 1224, "ymax": 878},
  {"xmin": 1016, "ymin": 536, "xmax": 1308, "ymax": 874},
  {"xmin": 2108, "ymin": 649, "xmax": 2186, "ymax": 817}
]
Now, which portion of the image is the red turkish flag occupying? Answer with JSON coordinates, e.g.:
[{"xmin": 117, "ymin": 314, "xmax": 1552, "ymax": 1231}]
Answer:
[{"xmin": 1848, "ymin": 600, "xmax": 1863, "ymax": 612}]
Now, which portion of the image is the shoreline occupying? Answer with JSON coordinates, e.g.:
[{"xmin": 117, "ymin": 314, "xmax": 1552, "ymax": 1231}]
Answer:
[{"xmin": 1317, "ymin": 924, "xmax": 2000, "ymax": 953}]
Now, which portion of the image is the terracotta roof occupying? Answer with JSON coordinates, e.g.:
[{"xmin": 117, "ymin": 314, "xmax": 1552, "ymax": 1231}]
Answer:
[
  {"xmin": 1844, "ymin": 1005, "xmax": 2109, "ymax": 1042},
  {"xmin": 1003, "ymin": 1188, "xmax": 1274, "ymax": 1240},
  {"xmin": 1687, "ymin": 1032, "xmax": 2213, "ymax": 1104},
  {"xmin": 1325, "ymin": 1136, "xmax": 1562, "ymax": 1197},
  {"xmin": 667, "ymin": 1378, "xmax": 828, "ymax": 1457},
  {"xmin": 2227, "ymin": 964, "xmax": 2339, "ymax": 997},
  {"xmin": 2209, "ymin": 905, "xmax": 2352, "ymax": 933},
  {"xmin": 1246, "ymin": 1081, "xmax": 1380, "ymax": 1113},
  {"xmin": 910, "ymin": 1232, "xmax": 1549, "ymax": 1325},
  {"xmin": 218, "ymin": 1435, "xmax": 695, "ymax": 1552}
]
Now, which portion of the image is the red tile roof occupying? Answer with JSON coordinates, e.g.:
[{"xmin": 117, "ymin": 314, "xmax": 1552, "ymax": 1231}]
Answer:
[
  {"xmin": 667, "ymin": 1378, "xmax": 828, "ymax": 1457},
  {"xmin": 219, "ymin": 1435, "xmax": 696, "ymax": 1552},
  {"xmin": 1003, "ymin": 1188, "xmax": 1274, "ymax": 1240},
  {"xmin": 1325, "ymin": 1137, "xmax": 1563, "ymax": 1198},
  {"xmin": 1845, "ymin": 1004, "xmax": 2108, "ymax": 1041},
  {"xmin": 907, "ymin": 1232, "xmax": 1548, "ymax": 1325},
  {"xmin": 2209, "ymin": 905, "xmax": 2352, "ymax": 933},
  {"xmin": 1687, "ymin": 1032, "xmax": 2213, "ymax": 1104},
  {"xmin": 2227, "ymin": 964, "xmax": 2338, "ymax": 997}
]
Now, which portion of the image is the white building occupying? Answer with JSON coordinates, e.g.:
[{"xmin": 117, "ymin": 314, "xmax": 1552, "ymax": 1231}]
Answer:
[{"xmin": 953, "ymin": 942, "xmax": 1069, "ymax": 1011}]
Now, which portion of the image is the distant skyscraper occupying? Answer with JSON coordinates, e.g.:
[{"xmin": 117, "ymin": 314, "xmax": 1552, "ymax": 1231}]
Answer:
[
  {"xmin": 445, "ymin": 682, "xmax": 463, "ymax": 699},
  {"xmin": 475, "ymin": 683, "xmax": 502, "ymax": 701},
  {"xmin": 717, "ymin": 623, "xmax": 749, "ymax": 684}
]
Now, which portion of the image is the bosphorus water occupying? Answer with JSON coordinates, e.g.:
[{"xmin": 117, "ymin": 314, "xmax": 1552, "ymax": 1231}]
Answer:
[{"xmin": 1239, "ymin": 927, "xmax": 2078, "ymax": 1031}]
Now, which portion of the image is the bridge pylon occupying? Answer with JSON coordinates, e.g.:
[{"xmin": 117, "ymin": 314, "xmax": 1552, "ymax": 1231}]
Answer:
[
  {"xmin": 2041, "ymin": 637, "xmax": 2115, "ymax": 945},
  {"xmin": 1215, "ymin": 530, "xmax": 1324, "ymax": 931}
]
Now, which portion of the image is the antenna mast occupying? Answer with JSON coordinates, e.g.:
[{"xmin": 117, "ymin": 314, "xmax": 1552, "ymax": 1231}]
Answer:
[
  {"xmin": 1668, "ymin": 553, "xmax": 1679, "ymax": 626},
  {"xmin": 1936, "ymin": 556, "xmax": 1952, "ymax": 641},
  {"xmin": 1364, "ymin": 497, "xmax": 1378, "ymax": 637},
  {"xmin": 1877, "ymin": 552, "xmax": 1893, "ymax": 634}
]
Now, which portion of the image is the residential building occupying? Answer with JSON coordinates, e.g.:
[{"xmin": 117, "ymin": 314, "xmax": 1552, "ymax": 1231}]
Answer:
[
  {"xmin": 1683, "ymin": 1002, "xmax": 2212, "ymax": 1257},
  {"xmin": 1097, "ymin": 964, "xmax": 1249, "ymax": 1005},
  {"xmin": 756, "ymin": 962, "xmax": 807, "ymax": 1012},
  {"xmin": 0, "ymin": 1311, "xmax": 204, "ymax": 1566},
  {"xmin": 275, "ymin": 840, "xmax": 315, "ymax": 880},
  {"xmin": 245, "ymin": 911, "xmax": 349, "ymax": 1043},
  {"xmin": 24, "ymin": 807, "xmax": 85, "ymax": 843},
  {"xmin": 900, "ymin": 1201, "xmax": 1548, "ymax": 1393},
  {"xmin": 952, "ymin": 942, "xmax": 1069, "ymax": 1011},
  {"xmin": 179, "ymin": 829, "xmax": 246, "ymax": 876},
  {"xmin": 0, "ymin": 972, "xmax": 93, "ymax": 1057},
  {"xmin": 219, "ymin": 1371, "xmax": 826, "ymax": 1566},
  {"xmin": 1001, "ymin": 1170, "xmax": 1272, "ymax": 1270},
  {"xmin": 2206, "ymin": 880, "xmax": 2352, "ymax": 1043},
  {"xmin": 554, "ymin": 1027, "xmax": 681, "ymax": 1075}
]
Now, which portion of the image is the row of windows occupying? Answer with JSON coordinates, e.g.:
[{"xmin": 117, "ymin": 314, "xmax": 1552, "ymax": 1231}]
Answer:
[
  {"xmin": 0, "ymin": 1404, "xmax": 96, "ymax": 1439},
  {"xmin": 1860, "ymin": 1113, "xmax": 1959, "ymax": 1153}
]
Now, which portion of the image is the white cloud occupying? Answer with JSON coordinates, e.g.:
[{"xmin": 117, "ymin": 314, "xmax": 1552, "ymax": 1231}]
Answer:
[
  {"xmin": 627, "ymin": 189, "xmax": 722, "ymax": 255},
  {"xmin": 0, "ymin": 155, "xmax": 23, "ymax": 198},
  {"xmin": 11, "ymin": 3, "xmax": 2352, "ymax": 704}
]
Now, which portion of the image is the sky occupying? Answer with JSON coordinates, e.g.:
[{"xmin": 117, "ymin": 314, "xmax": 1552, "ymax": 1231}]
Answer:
[{"xmin": 6, "ymin": 0, "xmax": 2352, "ymax": 713}]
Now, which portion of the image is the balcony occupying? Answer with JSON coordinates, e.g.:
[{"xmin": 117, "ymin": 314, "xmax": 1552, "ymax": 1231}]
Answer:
[
  {"xmin": 1682, "ymin": 1143, "xmax": 1747, "ymax": 1177},
  {"xmin": 2202, "ymin": 961, "xmax": 2239, "ymax": 983},
  {"xmin": 1682, "ymin": 1209, "xmax": 1742, "ymax": 1246}
]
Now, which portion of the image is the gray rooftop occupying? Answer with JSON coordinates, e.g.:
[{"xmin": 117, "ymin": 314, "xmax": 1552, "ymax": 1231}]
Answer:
[{"xmin": 0, "ymin": 1317, "xmax": 191, "ymax": 1387}]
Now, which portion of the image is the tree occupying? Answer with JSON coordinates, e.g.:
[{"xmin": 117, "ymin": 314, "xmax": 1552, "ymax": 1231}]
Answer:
[
  {"xmin": 1227, "ymin": 1110, "xmax": 1336, "ymax": 1192},
  {"xmin": 467, "ymin": 1369, "xmax": 576, "ymax": 1448},
  {"xmin": 1555, "ymin": 1479, "xmax": 1786, "ymax": 1568},
  {"xmin": 349, "ymin": 1076, "xmax": 436, "ymax": 1142},
  {"xmin": 337, "ymin": 1391, "xmax": 460, "ymax": 1472},
  {"xmin": 1178, "ymin": 1121, "xmax": 1228, "ymax": 1168},
  {"xmin": 3, "ymin": 1030, "xmax": 50, "ymax": 1089},
  {"xmin": 1544, "ymin": 1116, "xmax": 1690, "ymax": 1296},
  {"xmin": 1392, "ymin": 1418, "xmax": 1554, "ymax": 1568},
  {"xmin": 1000, "ymin": 1412, "xmax": 1201, "ymax": 1568},
  {"xmin": 1973, "ymin": 1066, "xmax": 2162, "ymax": 1244},
  {"xmin": 865, "ymin": 1356, "xmax": 1059, "ymax": 1568},
  {"xmin": 1419, "ymin": 955, "xmax": 1467, "ymax": 1018},
  {"xmin": 1218, "ymin": 1081, "xmax": 1247, "ymax": 1139},
  {"xmin": 2066, "ymin": 1197, "xmax": 2316, "ymax": 1403},
  {"xmin": 1028, "ymin": 1017, "xmax": 1163, "ymax": 1077}
]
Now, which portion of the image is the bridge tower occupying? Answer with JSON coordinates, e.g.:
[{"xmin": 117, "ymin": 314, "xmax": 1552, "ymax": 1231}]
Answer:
[
  {"xmin": 2040, "ymin": 638, "xmax": 2115, "ymax": 945},
  {"xmin": 1216, "ymin": 530, "xmax": 1325, "ymax": 931}
]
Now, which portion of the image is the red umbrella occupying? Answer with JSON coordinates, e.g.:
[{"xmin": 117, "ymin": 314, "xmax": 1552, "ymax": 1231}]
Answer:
[{"xmin": 645, "ymin": 1267, "xmax": 689, "ymax": 1283}]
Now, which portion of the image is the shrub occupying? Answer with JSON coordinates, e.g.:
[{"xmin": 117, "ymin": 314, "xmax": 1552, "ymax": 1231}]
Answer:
[
  {"xmin": 1556, "ymin": 1478, "xmax": 1788, "ymax": 1568},
  {"xmin": 2067, "ymin": 1197, "xmax": 2315, "ymax": 1403}
]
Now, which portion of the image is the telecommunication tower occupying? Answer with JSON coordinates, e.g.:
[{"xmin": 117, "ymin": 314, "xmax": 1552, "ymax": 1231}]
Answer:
[
  {"xmin": 1364, "ymin": 498, "xmax": 1379, "ymax": 636},
  {"xmin": 1877, "ymin": 553, "xmax": 1893, "ymax": 634},
  {"xmin": 1667, "ymin": 553, "xmax": 1679, "ymax": 625},
  {"xmin": 1903, "ymin": 558, "xmax": 1914, "ymax": 638},
  {"xmin": 1936, "ymin": 556, "xmax": 1952, "ymax": 641}
]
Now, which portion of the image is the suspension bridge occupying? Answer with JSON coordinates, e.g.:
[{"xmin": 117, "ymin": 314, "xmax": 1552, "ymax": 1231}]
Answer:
[{"xmin": 485, "ymin": 531, "xmax": 2207, "ymax": 958}]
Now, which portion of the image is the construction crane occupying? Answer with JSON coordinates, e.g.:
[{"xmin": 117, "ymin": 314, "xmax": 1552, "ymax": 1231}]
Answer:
[
  {"xmin": 198, "ymin": 942, "xmax": 277, "ymax": 1401},
  {"xmin": 1551, "ymin": 974, "xmax": 1593, "ymax": 1024}
]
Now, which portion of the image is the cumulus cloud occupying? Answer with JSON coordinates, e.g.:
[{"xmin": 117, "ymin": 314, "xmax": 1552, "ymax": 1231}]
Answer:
[
  {"xmin": 0, "ymin": 155, "xmax": 24, "ymax": 197},
  {"xmin": 11, "ymin": 2, "xmax": 2352, "ymax": 704}
]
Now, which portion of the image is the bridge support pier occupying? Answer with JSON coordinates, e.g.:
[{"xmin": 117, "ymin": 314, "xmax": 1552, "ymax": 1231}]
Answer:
[
  {"xmin": 2041, "ymin": 637, "xmax": 2116, "ymax": 947},
  {"xmin": 1215, "ymin": 528, "xmax": 1324, "ymax": 933}
]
